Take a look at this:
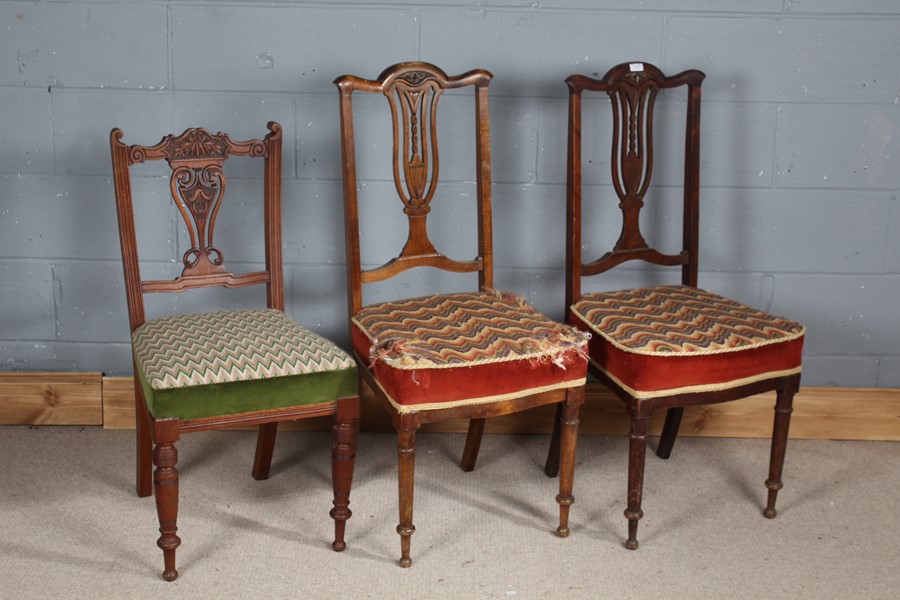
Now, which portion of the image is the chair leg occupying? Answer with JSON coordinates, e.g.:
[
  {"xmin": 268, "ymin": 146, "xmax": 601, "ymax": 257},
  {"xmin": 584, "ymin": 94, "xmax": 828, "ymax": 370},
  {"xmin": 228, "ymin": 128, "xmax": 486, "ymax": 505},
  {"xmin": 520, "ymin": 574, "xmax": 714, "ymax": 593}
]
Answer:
[
  {"xmin": 625, "ymin": 416, "xmax": 649, "ymax": 550},
  {"xmin": 152, "ymin": 419, "xmax": 181, "ymax": 581},
  {"xmin": 460, "ymin": 418, "xmax": 486, "ymax": 472},
  {"xmin": 764, "ymin": 376, "xmax": 798, "ymax": 518},
  {"xmin": 134, "ymin": 372, "xmax": 152, "ymax": 497},
  {"xmin": 544, "ymin": 403, "xmax": 564, "ymax": 477},
  {"xmin": 252, "ymin": 422, "xmax": 279, "ymax": 481},
  {"xmin": 655, "ymin": 407, "xmax": 684, "ymax": 459},
  {"xmin": 396, "ymin": 426, "xmax": 417, "ymax": 568},
  {"xmin": 555, "ymin": 396, "xmax": 581, "ymax": 537},
  {"xmin": 330, "ymin": 397, "xmax": 360, "ymax": 551}
]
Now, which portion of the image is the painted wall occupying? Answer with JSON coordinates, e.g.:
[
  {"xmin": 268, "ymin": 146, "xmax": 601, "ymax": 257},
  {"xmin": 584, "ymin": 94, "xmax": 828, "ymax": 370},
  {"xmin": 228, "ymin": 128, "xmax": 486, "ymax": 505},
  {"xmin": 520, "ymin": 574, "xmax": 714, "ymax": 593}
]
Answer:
[{"xmin": 1, "ymin": 0, "xmax": 898, "ymax": 387}]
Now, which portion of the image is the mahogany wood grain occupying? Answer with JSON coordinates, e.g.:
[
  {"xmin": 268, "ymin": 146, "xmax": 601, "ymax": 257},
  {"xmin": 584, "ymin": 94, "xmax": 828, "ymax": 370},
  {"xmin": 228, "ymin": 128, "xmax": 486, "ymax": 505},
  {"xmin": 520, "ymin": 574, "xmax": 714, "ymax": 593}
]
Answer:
[
  {"xmin": 459, "ymin": 417, "xmax": 486, "ymax": 472},
  {"xmin": 152, "ymin": 418, "xmax": 181, "ymax": 582},
  {"xmin": 336, "ymin": 62, "xmax": 584, "ymax": 566},
  {"xmin": 110, "ymin": 123, "xmax": 359, "ymax": 580},
  {"xmin": 560, "ymin": 62, "xmax": 801, "ymax": 550},
  {"xmin": 330, "ymin": 397, "xmax": 360, "ymax": 551}
]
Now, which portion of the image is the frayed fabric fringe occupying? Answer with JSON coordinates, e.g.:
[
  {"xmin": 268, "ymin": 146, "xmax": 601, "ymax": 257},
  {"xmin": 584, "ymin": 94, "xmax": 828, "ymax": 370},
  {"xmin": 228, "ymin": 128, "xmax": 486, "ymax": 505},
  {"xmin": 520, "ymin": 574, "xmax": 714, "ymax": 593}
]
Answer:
[{"xmin": 367, "ymin": 289, "xmax": 591, "ymax": 373}]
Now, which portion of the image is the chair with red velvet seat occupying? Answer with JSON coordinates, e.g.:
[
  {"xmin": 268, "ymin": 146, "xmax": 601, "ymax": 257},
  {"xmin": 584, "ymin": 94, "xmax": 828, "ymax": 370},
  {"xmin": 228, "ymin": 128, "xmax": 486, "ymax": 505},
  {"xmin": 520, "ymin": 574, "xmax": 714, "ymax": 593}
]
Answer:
[
  {"xmin": 110, "ymin": 122, "xmax": 359, "ymax": 580},
  {"xmin": 335, "ymin": 62, "xmax": 589, "ymax": 567},
  {"xmin": 553, "ymin": 62, "xmax": 804, "ymax": 550}
]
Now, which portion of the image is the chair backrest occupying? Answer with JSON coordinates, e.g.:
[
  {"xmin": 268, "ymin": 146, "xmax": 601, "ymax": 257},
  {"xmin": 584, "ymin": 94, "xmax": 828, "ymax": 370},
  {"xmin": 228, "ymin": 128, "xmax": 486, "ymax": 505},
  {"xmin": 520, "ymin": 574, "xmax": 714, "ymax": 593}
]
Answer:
[
  {"xmin": 109, "ymin": 122, "xmax": 284, "ymax": 333},
  {"xmin": 335, "ymin": 61, "xmax": 494, "ymax": 317},
  {"xmin": 565, "ymin": 62, "xmax": 706, "ymax": 307}
]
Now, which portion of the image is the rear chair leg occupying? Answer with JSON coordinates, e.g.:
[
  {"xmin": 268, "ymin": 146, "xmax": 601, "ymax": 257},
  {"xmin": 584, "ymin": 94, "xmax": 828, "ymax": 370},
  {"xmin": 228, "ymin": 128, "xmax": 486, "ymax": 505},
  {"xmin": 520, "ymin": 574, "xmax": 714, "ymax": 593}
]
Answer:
[
  {"xmin": 460, "ymin": 418, "xmax": 486, "ymax": 472},
  {"xmin": 544, "ymin": 403, "xmax": 564, "ymax": 477},
  {"xmin": 134, "ymin": 371, "xmax": 152, "ymax": 498},
  {"xmin": 655, "ymin": 407, "xmax": 684, "ymax": 459},
  {"xmin": 252, "ymin": 422, "xmax": 279, "ymax": 480}
]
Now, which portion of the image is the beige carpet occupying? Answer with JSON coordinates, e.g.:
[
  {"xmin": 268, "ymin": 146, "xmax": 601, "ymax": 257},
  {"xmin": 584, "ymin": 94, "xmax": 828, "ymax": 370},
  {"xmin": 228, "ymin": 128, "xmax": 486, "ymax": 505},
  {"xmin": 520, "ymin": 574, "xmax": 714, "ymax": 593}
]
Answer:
[{"xmin": 1, "ymin": 425, "xmax": 897, "ymax": 599}]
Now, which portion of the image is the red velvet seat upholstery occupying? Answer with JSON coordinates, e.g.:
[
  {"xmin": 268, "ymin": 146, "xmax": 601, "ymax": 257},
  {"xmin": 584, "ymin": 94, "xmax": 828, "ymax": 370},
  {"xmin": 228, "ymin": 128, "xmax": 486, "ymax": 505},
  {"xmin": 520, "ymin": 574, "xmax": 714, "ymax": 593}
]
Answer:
[
  {"xmin": 353, "ymin": 291, "xmax": 588, "ymax": 410},
  {"xmin": 554, "ymin": 62, "xmax": 804, "ymax": 551},
  {"xmin": 571, "ymin": 285, "xmax": 803, "ymax": 398},
  {"xmin": 336, "ymin": 62, "xmax": 587, "ymax": 568}
]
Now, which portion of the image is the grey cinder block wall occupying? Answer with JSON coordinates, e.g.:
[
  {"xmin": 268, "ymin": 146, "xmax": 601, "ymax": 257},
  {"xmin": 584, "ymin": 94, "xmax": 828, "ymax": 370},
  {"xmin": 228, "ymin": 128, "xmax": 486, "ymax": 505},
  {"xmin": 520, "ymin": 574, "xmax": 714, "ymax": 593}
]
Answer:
[{"xmin": 1, "ymin": 0, "xmax": 898, "ymax": 387}]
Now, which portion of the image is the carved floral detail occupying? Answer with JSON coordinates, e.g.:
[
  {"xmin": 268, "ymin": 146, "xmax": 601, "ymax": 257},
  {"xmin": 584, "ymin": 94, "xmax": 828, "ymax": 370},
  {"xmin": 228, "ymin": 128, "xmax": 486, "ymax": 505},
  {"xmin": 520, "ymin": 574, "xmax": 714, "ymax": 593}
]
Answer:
[
  {"xmin": 398, "ymin": 70, "xmax": 431, "ymax": 85},
  {"xmin": 171, "ymin": 129, "xmax": 230, "ymax": 159},
  {"xmin": 126, "ymin": 128, "xmax": 267, "ymax": 165}
]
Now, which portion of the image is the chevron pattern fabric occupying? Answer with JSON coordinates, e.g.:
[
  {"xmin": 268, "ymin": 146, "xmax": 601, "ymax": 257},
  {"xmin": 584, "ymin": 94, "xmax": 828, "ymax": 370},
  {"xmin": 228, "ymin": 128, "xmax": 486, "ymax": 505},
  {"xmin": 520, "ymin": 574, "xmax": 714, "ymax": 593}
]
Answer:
[
  {"xmin": 133, "ymin": 309, "xmax": 355, "ymax": 391},
  {"xmin": 572, "ymin": 285, "xmax": 805, "ymax": 356},
  {"xmin": 353, "ymin": 290, "xmax": 590, "ymax": 370}
]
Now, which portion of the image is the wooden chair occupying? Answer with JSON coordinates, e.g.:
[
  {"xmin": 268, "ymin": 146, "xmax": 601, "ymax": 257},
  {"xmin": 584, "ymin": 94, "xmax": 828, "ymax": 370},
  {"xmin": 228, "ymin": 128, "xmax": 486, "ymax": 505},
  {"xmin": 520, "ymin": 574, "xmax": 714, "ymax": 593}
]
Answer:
[
  {"xmin": 556, "ymin": 62, "xmax": 805, "ymax": 549},
  {"xmin": 109, "ymin": 122, "xmax": 359, "ymax": 580},
  {"xmin": 335, "ymin": 62, "xmax": 589, "ymax": 567}
]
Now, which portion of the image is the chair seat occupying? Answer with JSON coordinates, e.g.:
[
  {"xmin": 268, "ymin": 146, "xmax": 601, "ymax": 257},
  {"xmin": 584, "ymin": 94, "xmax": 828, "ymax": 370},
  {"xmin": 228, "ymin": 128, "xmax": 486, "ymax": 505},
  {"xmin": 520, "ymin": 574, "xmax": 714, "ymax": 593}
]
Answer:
[
  {"xmin": 571, "ymin": 285, "xmax": 805, "ymax": 398},
  {"xmin": 133, "ymin": 308, "xmax": 357, "ymax": 420},
  {"xmin": 351, "ymin": 290, "xmax": 589, "ymax": 411}
]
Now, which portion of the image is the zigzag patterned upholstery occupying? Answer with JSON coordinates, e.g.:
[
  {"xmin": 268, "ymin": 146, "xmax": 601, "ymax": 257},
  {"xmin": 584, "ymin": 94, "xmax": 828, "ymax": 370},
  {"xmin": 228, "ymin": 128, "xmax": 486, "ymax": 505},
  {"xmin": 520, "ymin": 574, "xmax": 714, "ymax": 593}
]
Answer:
[
  {"xmin": 112, "ymin": 123, "xmax": 360, "ymax": 581},
  {"xmin": 571, "ymin": 285, "xmax": 805, "ymax": 398},
  {"xmin": 352, "ymin": 291, "xmax": 589, "ymax": 411},
  {"xmin": 133, "ymin": 308, "xmax": 357, "ymax": 420}
]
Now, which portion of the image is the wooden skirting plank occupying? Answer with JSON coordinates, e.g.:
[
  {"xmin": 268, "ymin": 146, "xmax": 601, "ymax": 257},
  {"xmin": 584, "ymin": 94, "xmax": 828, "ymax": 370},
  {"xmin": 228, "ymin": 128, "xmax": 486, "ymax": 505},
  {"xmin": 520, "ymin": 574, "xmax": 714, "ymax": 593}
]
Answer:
[
  {"xmin": 779, "ymin": 387, "xmax": 900, "ymax": 441},
  {"xmin": 0, "ymin": 372, "xmax": 103, "ymax": 425},
  {"xmin": 101, "ymin": 376, "xmax": 138, "ymax": 430},
  {"xmin": 96, "ymin": 376, "xmax": 900, "ymax": 441}
]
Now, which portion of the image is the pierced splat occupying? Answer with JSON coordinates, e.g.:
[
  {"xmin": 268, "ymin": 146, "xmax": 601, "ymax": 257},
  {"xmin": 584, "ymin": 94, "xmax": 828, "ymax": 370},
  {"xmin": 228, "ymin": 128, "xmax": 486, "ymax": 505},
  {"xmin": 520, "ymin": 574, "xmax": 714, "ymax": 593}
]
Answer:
[
  {"xmin": 564, "ymin": 63, "xmax": 705, "ymax": 303},
  {"xmin": 385, "ymin": 71, "xmax": 443, "ymax": 258},
  {"xmin": 169, "ymin": 161, "xmax": 226, "ymax": 276},
  {"xmin": 608, "ymin": 75, "xmax": 659, "ymax": 254},
  {"xmin": 564, "ymin": 63, "xmax": 706, "ymax": 283},
  {"xmin": 124, "ymin": 128, "xmax": 267, "ymax": 279},
  {"xmin": 335, "ymin": 62, "xmax": 492, "ymax": 290}
]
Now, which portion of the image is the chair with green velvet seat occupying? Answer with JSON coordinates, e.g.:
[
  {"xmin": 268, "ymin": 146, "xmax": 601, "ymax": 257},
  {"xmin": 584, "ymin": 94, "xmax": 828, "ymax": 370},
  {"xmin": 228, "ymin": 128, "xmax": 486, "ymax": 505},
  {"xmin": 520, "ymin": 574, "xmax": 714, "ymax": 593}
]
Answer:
[{"xmin": 110, "ymin": 122, "xmax": 359, "ymax": 581}]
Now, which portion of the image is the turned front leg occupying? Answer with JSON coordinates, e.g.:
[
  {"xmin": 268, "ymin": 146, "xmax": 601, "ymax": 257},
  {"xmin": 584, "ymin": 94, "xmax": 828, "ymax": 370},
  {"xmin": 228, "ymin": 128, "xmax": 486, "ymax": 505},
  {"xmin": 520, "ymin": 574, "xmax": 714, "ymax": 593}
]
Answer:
[
  {"xmin": 555, "ymin": 395, "xmax": 581, "ymax": 537},
  {"xmin": 330, "ymin": 397, "xmax": 359, "ymax": 551},
  {"xmin": 397, "ymin": 427, "xmax": 417, "ymax": 568},
  {"xmin": 625, "ymin": 416, "xmax": 649, "ymax": 550},
  {"xmin": 764, "ymin": 377, "xmax": 798, "ymax": 518},
  {"xmin": 153, "ymin": 439, "xmax": 181, "ymax": 581}
]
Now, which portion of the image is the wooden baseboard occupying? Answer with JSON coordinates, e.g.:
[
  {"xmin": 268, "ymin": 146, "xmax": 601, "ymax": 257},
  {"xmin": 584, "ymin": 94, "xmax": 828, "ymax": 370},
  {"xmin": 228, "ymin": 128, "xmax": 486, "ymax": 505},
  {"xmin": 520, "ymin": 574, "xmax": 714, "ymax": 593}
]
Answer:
[
  {"xmin": 0, "ymin": 372, "xmax": 103, "ymax": 425},
  {"xmin": 1, "ymin": 372, "xmax": 898, "ymax": 441}
]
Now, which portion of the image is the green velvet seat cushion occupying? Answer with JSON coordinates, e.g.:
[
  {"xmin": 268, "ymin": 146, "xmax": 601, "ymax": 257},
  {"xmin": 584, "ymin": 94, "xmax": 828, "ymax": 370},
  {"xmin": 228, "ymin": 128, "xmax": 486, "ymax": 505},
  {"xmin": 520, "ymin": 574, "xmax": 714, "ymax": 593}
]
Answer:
[{"xmin": 132, "ymin": 308, "xmax": 357, "ymax": 420}]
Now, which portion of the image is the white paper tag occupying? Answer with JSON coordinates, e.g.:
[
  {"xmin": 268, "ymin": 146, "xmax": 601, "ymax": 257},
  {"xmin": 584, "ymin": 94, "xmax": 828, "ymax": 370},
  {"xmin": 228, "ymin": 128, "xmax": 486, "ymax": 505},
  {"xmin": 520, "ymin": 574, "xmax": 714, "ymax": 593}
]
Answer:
[{"xmin": 629, "ymin": 63, "xmax": 644, "ymax": 72}]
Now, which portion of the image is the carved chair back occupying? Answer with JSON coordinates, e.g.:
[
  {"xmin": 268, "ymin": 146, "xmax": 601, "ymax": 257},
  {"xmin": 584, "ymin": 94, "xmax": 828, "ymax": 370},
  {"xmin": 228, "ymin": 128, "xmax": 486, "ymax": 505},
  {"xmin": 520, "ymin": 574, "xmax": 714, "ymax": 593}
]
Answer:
[
  {"xmin": 109, "ymin": 122, "xmax": 284, "ymax": 333},
  {"xmin": 566, "ymin": 62, "xmax": 706, "ymax": 307},
  {"xmin": 335, "ymin": 62, "xmax": 494, "ymax": 318}
]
